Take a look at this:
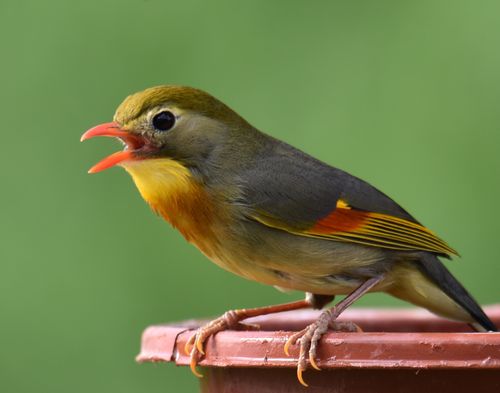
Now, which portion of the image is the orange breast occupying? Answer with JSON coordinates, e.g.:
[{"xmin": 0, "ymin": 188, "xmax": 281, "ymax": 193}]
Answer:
[
  {"xmin": 151, "ymin": 181, "xmax": 216, "ymax": 244},
  {"xmin": 121, "ymin": 158, "xmax": 222, "ymax": 257}
]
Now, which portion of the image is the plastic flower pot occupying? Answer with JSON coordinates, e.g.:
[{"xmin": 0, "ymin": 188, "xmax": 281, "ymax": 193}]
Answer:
[{"xmin": 137, "ymin": 305, "xmax": 500, "ymax": 392}]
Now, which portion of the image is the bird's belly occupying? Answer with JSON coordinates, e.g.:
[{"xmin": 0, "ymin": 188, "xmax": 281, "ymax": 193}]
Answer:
[
  {"xmin": 202, "ymin": 222, "xmax": 391, "ymax": 296},
  {"xmin": 207, "ymin": 251, "xmax": 364, "ymax": 295}
]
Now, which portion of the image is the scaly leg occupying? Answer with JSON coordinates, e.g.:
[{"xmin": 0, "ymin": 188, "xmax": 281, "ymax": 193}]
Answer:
[
  {"xmin": 184, "ymin": 298, "xmax": 315, "ymax": 377},
  {"xmin": 284, "ymin": 276, "xmax": 384, "ymax": 387}
]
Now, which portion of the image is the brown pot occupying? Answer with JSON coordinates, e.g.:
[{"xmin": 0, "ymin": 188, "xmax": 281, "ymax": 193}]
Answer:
[{"xmin": 137, "ymin": 305, "xmax": 500, "ymax": 393}]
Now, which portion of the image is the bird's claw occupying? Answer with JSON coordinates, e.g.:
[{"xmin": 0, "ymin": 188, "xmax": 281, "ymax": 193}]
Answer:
[
  {"xmin": 283, "ymin": 329, "xmax": 303, "ymax": 356},
  {"xmin": 184, "ymin": 310, "xmax": 259, "ymax": 378},
  {"xmin": 285, "ymin": 310, "xmax": 362, "ymax": 387},
  {"xmin": 188, "ymin": 346, "xmax": 204, "ymax": 378},
  {"xmin": 184, "ymin": 318, "xmax": 226, "ymax": 377}
]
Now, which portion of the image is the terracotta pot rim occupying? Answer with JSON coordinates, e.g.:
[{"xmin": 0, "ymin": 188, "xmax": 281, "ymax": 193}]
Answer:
[{"xmin": 137, "ymin": 305, "xmax": 500, "ymax": 370}]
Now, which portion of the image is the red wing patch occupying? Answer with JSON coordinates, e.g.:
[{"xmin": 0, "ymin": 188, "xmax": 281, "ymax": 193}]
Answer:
[
  {"xmin": 311, "ymin": 205, "xmax": 370, "ymax": 233},
  {"xmin": 307, "ymin": 200, "xmax": 458, "ymax": 256}
]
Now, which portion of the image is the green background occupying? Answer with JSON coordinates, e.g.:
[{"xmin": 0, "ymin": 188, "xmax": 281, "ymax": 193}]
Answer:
[{"xmin": 1, "ymin": 1, "xmax": 499, "ymax": 392}]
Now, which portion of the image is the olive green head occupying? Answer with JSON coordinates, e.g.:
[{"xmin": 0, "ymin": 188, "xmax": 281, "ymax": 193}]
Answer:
[{"xmin": 82, "ymin": 85, "xmax": 258, "ymax": 174}]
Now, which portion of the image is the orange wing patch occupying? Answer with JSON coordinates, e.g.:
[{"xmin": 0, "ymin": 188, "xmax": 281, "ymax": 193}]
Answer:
[
  {"xmin": 311, "ymin": 202, "xmax": 370, "ymax": 233},
  {"xmin": 307, "ymin": 200, "xmax": 458, "ymax": 256}
]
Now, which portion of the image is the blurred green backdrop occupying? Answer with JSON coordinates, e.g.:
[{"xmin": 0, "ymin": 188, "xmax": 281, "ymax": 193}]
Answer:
[{"xmin": 1, "ymin": 1, "xmax": 500, "ymax": 392}]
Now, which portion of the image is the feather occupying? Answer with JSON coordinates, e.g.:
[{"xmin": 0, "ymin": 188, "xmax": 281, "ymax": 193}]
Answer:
[
  {"xmin": 306, "ymin": 200, "xmax": 457, "ymax": 256},
  {"xmin": 241, "ymin": 139, "xmax": 457, "ymax": 257}
]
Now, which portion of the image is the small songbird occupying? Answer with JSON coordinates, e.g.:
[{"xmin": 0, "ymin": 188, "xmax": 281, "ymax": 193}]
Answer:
[{"xmin": 82, "ymin": 85, "xmax": 496, "ymax": 386}]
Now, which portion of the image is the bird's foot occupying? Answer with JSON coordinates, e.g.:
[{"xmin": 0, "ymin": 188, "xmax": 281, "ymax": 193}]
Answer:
[
  {"xmin": 181, "ymin": 299, "xmax": 313, "ymax": 379},
  {"xmin": 184, "ymin": 310, "xmax": 260, "ymax": 377},
  {"xmin": 284, "ymin": 309, "xmax": 362, "ymax": 387}
]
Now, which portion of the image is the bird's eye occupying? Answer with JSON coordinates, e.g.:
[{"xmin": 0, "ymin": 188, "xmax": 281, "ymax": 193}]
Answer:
[{"xmin": 152, "ymin": 111, "xmax": 176, "ymax": 131}]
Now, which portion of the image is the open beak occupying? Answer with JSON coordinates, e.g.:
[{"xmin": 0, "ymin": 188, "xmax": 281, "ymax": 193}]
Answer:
[{"xmin": 81, "ymin": 122, "xmax": 146, "ymax": 173}]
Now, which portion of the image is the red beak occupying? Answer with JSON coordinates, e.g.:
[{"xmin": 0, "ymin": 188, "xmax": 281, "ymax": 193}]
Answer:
[{"xmin": 81, "ymin": 122, "xmax": 146, "ymax": 173}]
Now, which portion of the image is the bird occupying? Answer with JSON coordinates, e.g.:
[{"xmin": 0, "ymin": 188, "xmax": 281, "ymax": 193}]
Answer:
[{"xmin": 81, "ymin": 85, "xmax": 496, "ymax": 386}]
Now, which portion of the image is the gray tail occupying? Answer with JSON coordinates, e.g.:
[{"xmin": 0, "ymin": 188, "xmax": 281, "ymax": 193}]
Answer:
[{"xmin": 417, "ymin": 253, "xmax": 497, "ymax": 332}]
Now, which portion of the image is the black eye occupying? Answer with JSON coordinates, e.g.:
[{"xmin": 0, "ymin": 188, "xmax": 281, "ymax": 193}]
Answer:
[{"xmin": 152, "ymin": 111, "xmax": 176, "ymax": 131}]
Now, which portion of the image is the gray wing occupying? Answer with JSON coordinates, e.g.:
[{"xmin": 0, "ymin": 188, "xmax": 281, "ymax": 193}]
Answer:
[
  {"xmin": 234, "ymin": 138, "xmax": 456, "ymax": 256},
  {"xmin": 238, "ymin": 138, "xmax": 417, "ymax": 229}
]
